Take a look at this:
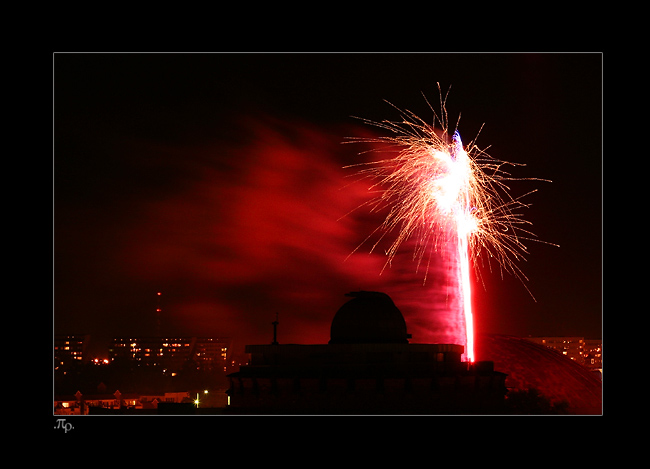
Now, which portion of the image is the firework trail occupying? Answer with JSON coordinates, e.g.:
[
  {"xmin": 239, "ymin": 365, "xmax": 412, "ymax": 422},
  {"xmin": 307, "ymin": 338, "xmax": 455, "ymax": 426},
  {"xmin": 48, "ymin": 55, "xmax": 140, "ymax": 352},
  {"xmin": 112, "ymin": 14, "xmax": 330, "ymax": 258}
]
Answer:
[{"xmin": 344, "ymin": 86, "xmax": 554, "ymax": 362}]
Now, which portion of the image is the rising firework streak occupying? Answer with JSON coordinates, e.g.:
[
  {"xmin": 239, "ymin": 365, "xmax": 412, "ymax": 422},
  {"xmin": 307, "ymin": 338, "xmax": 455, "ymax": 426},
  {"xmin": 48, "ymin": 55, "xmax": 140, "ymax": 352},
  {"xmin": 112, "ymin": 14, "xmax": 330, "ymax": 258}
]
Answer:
[{"xmin": 344, "ymin": 86, "xmax": 556, "ymax": 362}]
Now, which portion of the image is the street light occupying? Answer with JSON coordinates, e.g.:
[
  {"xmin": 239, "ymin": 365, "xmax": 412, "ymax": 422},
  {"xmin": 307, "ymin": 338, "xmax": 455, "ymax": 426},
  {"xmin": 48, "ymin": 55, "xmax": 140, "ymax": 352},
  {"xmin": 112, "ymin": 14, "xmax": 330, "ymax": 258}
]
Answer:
[{"xmin": 195, "ymin": 390, "xmax": 208, "ymax": 408}]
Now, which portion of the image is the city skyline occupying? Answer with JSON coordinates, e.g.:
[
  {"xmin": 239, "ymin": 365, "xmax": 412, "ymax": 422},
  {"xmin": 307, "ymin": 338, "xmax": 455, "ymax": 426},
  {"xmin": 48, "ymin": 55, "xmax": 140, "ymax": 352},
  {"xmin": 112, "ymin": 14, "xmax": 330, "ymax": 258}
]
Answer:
[{"xmin": 54, "ymin": 53, "xmax": 602, "ymax": 358}]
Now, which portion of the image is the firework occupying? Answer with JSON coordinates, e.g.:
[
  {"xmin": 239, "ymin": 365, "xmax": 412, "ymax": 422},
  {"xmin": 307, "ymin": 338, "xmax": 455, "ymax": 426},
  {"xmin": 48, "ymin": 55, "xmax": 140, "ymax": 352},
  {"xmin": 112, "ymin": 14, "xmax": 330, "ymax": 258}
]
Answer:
[{"xmin": 345, "ymin": 86, "xmax": 554, "ymax": 362}]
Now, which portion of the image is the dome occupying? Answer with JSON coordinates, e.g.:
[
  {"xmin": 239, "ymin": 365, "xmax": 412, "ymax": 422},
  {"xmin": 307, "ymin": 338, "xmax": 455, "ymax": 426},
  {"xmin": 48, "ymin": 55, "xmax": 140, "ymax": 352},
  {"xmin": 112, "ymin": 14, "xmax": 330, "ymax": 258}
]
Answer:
[
  {"xmin": 329, "ymin": 291, "xmax": 411, "ymax": 344},
  {"xmin": 475, "ymin": 334, "xmax": 602, "ymax": 414}
]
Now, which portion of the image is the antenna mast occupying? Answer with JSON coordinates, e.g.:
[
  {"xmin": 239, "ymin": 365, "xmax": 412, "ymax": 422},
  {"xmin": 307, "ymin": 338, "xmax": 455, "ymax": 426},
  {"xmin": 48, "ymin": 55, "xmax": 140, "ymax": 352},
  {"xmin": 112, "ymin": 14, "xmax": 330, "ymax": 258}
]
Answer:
[
  {"xmin": 156, "ymin": 291, "xmax": 162, "ymax": 337},
  {"xmin": 271, "ymin": 312, "xmax": 279, "ymax": 345}
]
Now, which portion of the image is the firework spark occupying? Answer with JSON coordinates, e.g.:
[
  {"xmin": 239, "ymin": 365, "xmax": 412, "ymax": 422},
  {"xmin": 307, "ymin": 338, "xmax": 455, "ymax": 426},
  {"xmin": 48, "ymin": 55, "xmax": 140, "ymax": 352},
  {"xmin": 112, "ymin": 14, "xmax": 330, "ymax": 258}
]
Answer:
[{"xmin": 344, "ymin": 86, "xmax": 554, "ymax": 362}]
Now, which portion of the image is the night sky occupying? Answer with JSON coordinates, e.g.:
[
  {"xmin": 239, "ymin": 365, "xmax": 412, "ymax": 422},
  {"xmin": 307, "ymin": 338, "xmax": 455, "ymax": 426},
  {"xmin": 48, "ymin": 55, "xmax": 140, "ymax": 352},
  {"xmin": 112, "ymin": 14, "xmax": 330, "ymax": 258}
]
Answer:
[{"xmin": 54, "ymin": 53, "xmax": 602, "ymax": 358}]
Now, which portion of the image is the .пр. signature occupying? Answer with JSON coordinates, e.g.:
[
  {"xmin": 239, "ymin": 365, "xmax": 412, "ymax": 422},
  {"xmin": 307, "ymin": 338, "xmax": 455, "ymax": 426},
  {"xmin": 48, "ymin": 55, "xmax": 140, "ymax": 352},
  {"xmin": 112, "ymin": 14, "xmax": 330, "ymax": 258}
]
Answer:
[{"xmin": 54, "ymin": 418, "xmax": 74, "ymax": 433}]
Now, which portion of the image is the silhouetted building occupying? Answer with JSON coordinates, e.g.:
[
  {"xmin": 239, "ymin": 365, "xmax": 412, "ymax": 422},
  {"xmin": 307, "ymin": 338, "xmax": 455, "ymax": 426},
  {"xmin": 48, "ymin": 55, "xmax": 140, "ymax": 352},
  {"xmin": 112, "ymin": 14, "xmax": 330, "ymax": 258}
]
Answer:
[
  {"xmin": 109, "ymin": 336, "xmax": 230, "ymax": 372},
  {"xmin": 524, "ymin": 337, "xmax": 586, "ymax": 363},
  {"xmin": 54, "ymin": 334, "xmax": 90, "ymax": 369},
  {"xmin": 227, "ymin": 291, "xmax": 507, "ymax": 414},
  {"xmin": 582, "ymin": 339, "xmax": 602, "ymax": 371},
  {"xmin": 54, "ymin": 390, "xmax": 194, "ymax": 415}
]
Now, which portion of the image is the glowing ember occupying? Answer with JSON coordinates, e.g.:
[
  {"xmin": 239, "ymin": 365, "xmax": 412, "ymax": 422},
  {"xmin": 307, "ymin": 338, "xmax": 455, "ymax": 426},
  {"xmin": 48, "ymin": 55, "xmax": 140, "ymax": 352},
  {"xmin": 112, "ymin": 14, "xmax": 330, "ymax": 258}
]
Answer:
[{"xmin": 345, "ymin": 86, "xmax": 554, "ymax": 362}]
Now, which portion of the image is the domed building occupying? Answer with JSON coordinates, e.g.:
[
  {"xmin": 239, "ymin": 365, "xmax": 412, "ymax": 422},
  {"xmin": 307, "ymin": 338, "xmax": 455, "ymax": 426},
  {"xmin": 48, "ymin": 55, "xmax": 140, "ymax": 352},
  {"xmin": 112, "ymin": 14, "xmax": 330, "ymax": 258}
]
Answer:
[
  {"xmin": 330, "ymin": 291, "xmax": 411, "ymax": 344},
  {"xmin": 227, "ymin": 291, "xmax": 507, "ymax": 414}
]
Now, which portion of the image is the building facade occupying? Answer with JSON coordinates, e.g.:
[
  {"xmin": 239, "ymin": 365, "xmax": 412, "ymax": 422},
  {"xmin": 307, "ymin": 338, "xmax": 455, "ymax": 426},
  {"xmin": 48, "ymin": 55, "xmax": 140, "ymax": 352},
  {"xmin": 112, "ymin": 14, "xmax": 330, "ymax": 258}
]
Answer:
[
  {"xmin": 524, "ymin": 337, "xmax": 602, "ymax": 372},
  {"xmin": 582, "ymin": 339, "xmax": 602, "ymax": 371},
  {"xmin": 227, "ymin": 291, "xmax": 507, "ymax": 414},
  {"xmin": 109, "ymin": 337, "xmax": 230, "ymax": 372},
  {"xmin": 54, "ymin": 390, "xmax": 192, "ymax": 415},
  {"xmin": 54, "ymin": 334, "xmax": 90, "ymax": 369}
]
